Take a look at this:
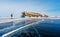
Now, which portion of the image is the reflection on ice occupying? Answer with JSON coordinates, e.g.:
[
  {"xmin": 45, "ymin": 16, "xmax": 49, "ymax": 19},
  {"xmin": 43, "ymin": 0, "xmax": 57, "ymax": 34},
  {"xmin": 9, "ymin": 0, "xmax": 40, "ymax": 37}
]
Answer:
[{"xmin": 2, "ymin": 19, "xmax": 60, "ymax": 37}]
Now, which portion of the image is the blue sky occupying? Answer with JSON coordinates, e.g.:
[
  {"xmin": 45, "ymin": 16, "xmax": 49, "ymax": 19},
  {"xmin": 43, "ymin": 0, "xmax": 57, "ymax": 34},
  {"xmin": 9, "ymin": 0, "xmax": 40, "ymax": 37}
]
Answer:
[{"xmin": 0, "ymin": 0, "xmax": 60, "ymax": 18}]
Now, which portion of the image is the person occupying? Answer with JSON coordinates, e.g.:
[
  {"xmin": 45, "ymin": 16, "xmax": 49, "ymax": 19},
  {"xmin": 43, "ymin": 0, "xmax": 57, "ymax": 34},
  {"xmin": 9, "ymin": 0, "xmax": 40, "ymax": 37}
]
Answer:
[{"xmin": 11, "ymin": 13, "xmax": 13, "ymax": 19}]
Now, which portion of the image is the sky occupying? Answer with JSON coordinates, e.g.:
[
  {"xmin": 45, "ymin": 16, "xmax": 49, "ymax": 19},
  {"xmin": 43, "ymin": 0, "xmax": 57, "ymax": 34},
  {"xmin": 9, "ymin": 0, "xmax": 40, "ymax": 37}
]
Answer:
[{"xmin": 0, "ymin": 0, "xmax": 60, "ymax": 18}]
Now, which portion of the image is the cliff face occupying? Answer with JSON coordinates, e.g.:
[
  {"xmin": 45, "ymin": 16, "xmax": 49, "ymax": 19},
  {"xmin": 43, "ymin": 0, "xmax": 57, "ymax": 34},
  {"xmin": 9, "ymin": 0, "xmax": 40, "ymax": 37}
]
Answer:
[{"xmin": 22, "ymin": 11, "xmax": 48, "ymax": 17}]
